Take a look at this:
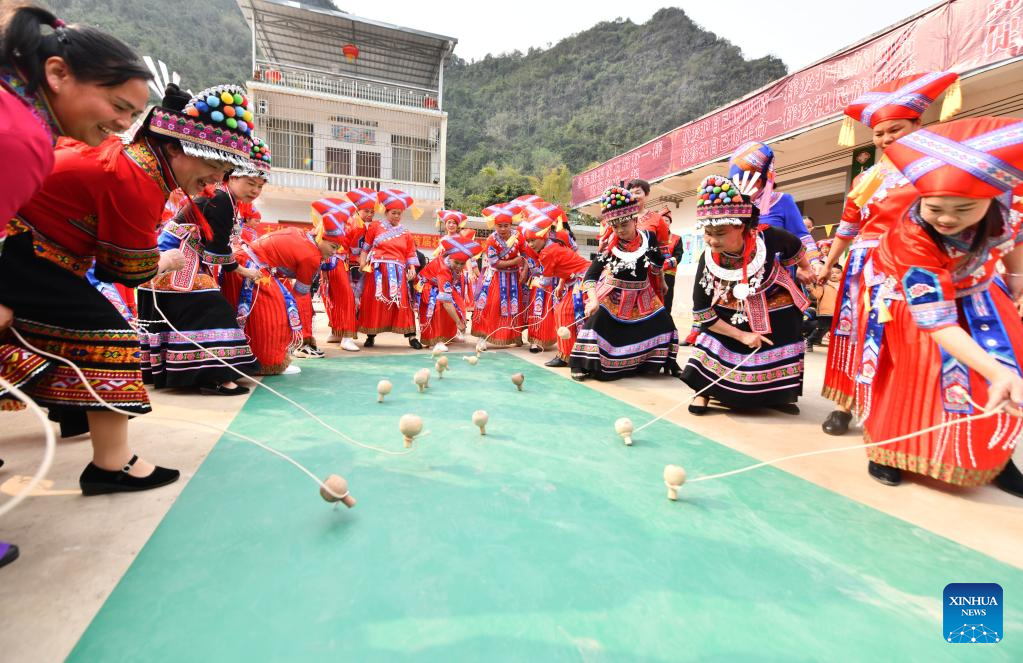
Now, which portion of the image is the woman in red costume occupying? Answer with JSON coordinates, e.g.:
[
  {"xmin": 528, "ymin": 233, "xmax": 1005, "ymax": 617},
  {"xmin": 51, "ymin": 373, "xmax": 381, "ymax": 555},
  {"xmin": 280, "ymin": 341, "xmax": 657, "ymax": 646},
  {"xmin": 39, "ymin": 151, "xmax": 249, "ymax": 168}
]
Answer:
[
  {"xmin": 315, "ymin": 195, "xmax": 364, "ymax": 352},
  {"xmin": 358, "ymin": 189, "xmax": 421, "ymax": 349},
  {"xmin": 817, "ymin": 71, "xmax": 960, "ymax": 436},
  {"xmin": 0, "ymin": 3, "xmax": 154, "ymax": 569},
  {"xmin": 222, "ymin": 217, "xmax": 341, "ymax": 375},
  {"xmin": 520, "ymin": 215, "xmax": 591, "ymax": 369},
  {"xmin": 856, "ymin": 116, "xmax": 1023, "ymax": 496},
  {"xmin": 2, "ymin": 25, "xmax": 250, "ymax": 509},
  {"xmin": 417, "ymin": 234, "xmax": 482, "ymax": 347},
  {"xmin": 473, "ymin": 203, "xmax": 527, "ymax": 347}
]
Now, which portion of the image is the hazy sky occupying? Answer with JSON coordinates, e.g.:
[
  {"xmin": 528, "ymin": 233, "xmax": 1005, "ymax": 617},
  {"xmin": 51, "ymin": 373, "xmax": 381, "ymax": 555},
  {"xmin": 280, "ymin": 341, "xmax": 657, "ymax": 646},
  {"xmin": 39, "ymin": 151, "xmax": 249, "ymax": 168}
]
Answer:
[{"xmin": 345, "ymin": 0, "xmax": 939, "ymax": 71}]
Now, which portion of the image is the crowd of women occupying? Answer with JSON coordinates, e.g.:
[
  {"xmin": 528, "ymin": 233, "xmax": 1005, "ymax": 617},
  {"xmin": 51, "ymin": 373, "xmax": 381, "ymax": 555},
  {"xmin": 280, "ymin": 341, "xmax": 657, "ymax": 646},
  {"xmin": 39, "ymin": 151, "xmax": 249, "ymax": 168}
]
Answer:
[{"xmin": 1, "ymin": 5, "xmax": 1022, "ymax": 573}]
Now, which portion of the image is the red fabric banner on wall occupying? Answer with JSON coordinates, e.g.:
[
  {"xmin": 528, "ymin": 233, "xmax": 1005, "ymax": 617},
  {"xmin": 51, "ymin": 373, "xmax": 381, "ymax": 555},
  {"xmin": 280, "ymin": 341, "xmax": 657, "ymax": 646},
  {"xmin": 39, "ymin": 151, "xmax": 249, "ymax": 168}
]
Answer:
[{"xmin": 571, "ymin": 0, "xmax": 1023, "ymax": 206}]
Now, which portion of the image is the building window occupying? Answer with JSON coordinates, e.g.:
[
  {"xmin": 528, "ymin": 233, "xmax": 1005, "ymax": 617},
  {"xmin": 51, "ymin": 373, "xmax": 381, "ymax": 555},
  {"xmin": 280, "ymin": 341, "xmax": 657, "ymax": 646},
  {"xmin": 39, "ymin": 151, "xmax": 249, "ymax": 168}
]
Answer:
[
  {"xmin": 326, "ymin": 147, "xmax": 351, "ymax": 176},
  {"xmin": 265, "ymin": 118, "xmax": 313, "ymax": 171},
  {"xmin": 391, "ymin": 135, "xmax": 432, "ymax": 183},
  {"xmin": 356, "ymin": 151, "xmax": 381, "ymax": 179}
]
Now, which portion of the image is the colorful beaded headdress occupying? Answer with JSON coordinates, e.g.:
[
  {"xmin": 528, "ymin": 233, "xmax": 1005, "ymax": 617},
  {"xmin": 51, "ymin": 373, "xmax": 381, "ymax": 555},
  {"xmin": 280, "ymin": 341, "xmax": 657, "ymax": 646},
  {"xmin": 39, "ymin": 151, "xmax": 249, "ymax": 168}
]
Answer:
[
  {"xmin": 345, "ymin": 187, "xmax": 380, "ymax": 212},
  {"xmin": 695, "ymin": 173, "xmax": 759, "ymax": 230},
  {"xmin": 232, "ymin": 136, "xmax": 271, "ymax": 179},
  {"xmin": 140, "ymin": 84, "xmax": 253, "ymax": 167},
  {"xmin": 600, "ymin": 185, "xmax": 640, "ymax": 224}
]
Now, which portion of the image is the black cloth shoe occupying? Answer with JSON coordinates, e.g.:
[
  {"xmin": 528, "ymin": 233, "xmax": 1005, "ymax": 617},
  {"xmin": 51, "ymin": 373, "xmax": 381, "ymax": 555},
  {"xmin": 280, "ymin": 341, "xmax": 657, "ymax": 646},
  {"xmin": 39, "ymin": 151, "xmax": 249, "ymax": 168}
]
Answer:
[
  {"xmin": 0, "ymin": 541, "xmax": 18, "ymax": 569},
  {"xmin": 868, "ymin": 461, "xmax": 902, "ymax": 486},
  {"xmin": 994, "ymin": 459, "xmax": 1023, "ymax": 498},
  {"xmin": 79, "ymin": 455, "xmax": 181, "ymax": 496},
  {"xmin": 199, "ymin": 383, "xmax": 251, "ymax": 396},
  {"xmin": 364, "ymin": 335, "xmax": 375, "ymax": 348},
  {"xmin": 529, "ymin": 344, "xmax": 542, "ymax": 354},
  {"xmin": 544, "ymin": 357, "xmax": 567, "ymax": 368},
  {"xmin": 688, "ymin": 402, "xmax": 709, "ymax": 416},
  {"xmin": 769, "ymin": 403, "xmax": 800, "ymax": 415},
  {"xmin": 571, "ymin": 372, "xmax": 588, "ymax": 382},
  {"xmin": 407, "ymin": 337, "xmax": 423, "ymax": 350},
  {"xmin": 822, "ymin": 409, "xmax": 853, "ymax": 436}
]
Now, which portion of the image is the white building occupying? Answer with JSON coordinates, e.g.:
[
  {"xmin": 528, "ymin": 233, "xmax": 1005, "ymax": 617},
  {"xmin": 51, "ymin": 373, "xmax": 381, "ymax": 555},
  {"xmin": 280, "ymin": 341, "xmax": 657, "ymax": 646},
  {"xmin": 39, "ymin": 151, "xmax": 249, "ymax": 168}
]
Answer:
[{"xmin": 236, "ymin": 0, "xmax": 456, "ymax": 233}]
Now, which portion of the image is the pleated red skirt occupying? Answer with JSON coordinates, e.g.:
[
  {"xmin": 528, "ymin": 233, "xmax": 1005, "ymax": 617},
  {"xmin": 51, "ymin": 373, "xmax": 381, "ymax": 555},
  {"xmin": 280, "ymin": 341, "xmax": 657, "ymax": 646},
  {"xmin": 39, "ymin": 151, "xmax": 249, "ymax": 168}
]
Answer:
[
  {"xmin": 526, "ymin": 285, "xmax": 557, "ymax": 349},
  {"xmin": 358, "ymin": 264, "xmax": 415, "ymax": 336},
  {"xmin": 472, "ymin": 268, "xmax": 525, "ymax": 347},
  {"xmin": 222, "ymin": 273, "xmax": 294, "ymax": 375},
  {"xmin": 321, "ymin": 264, "xmax": 357, "ymax": 338},
  {"xmin": 861, "ymin": 288, "xmax": 1023, "ymax": 486}
]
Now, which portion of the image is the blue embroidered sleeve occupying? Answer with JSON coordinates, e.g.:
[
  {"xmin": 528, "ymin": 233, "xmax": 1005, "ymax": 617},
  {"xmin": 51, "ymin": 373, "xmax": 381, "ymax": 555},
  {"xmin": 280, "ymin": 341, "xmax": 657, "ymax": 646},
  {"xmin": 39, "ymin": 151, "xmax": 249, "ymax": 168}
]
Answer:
[
  {"xmin": 293, "ymin": 281, "xmax": 311, "ymax": 295},
  {"xmin": 902, "ymin": 266, "xmax": 957, "ymax": 330}
]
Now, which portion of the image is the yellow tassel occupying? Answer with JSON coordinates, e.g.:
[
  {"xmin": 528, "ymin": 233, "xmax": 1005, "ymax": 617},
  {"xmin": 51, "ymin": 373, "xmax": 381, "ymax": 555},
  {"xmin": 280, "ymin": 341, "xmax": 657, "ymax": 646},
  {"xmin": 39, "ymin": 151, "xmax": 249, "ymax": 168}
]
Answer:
[
  {"xmin": 838, "ymin": 116, "xmax": 857, "ymax": 147},
  {"xmin": 877, "ymin": 299, "xmax": 893, "ymax": 324},
  {"xmin": 376, "ymin": 202, "xmax": 386, "ymax": 215},
  {"xmin": 863, "ymin": 289, "xmax": 872, "ymax": 313},
  {"xmin": 485, "ymin": 216, "xmax": 495, "ymax": 230},
  {"xmin": 361, "ymin": 263, "xmax": 372, "ymax": 273},
  {"xmin": 508, "ymin": 236, "xmax": 518, "ymax": 247},
  {"xmin": 940, "ymin": 78, "xmax": 962, "ymax": 121},
  {"xmin": 414, "ymin": 281, "xmax": 423, "ymax": 293},
  {"xmin": 410, "ymin": 205, "xmax": 423, "ymax": 220},
  {"xmin": 512, "ymin": 213, "xmax": 523, "ymax": 224},
  {"xmin": 849, "ymin": 159, "xmax": 886, "ymax": 207}
]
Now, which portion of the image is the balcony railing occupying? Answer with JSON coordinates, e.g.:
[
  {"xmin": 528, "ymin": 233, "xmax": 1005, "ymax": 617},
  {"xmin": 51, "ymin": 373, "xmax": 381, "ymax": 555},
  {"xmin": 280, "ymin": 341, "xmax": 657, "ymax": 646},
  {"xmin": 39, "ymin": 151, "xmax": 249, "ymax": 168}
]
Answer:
[
  {"xmin": 269, "ymin": 168, "xmax": 443, "ymax": 202},
  {"xmin": 253, "ymin": 60, "xmax": 440, "ymax": 111}
]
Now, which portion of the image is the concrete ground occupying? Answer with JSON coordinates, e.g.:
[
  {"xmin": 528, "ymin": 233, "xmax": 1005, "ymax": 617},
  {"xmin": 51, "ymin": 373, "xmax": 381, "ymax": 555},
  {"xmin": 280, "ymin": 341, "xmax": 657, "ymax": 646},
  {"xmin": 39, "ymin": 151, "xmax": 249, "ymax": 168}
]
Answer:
[{"xmin": 1, "ymin": 311, "xmax": 1020, "ymax": 662}]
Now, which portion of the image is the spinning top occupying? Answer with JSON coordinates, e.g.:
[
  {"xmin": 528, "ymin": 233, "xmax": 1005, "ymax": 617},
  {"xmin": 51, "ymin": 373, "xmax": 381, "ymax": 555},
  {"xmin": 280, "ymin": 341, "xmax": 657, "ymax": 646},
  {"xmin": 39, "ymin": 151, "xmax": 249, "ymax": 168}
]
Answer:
[
  {"xmin": 511, "ymin": 373, "xmax": 525, "ymax": 391},
  {"xmin": 399, "ymin": 414, "xmax": 424, "ymax": 448},
  {"xmin": 556, "ymin": 326, "xmax": 572, "ymax": 340},
  {"xmin": 663, "ymin": 464, "xmax": 687, "ymax": 500},
  {"xmin": 476, "ymin": 340, "xmax": 488, "ymax": 355},
  {"xmin": 614, "ymin": 417, "xmax": 634, "ymax": 446},
  {"xmin": 413, "ymin": 368, "xmax": 430, "ymax": 393},
  {"xmin": 320, "ymin": 474, "xmax": 357, "ymax": 507},
  {"xmin": 432, "ymin": 342, "xmax": 448, "ymax": 356},
  {"xmin": 472, "ymin": 410, "xmax": 489, "ymax": 435},
  {"xmin": 435, "ymin": 355, "xmax": 449, "ymax": 378},
  {"xmin": 463, "ymin": 356, "xmax": 479, "ymax": 366},
  {"xmin": 377, "ymin": 379, "xmax": 393, "ymax": 403}
]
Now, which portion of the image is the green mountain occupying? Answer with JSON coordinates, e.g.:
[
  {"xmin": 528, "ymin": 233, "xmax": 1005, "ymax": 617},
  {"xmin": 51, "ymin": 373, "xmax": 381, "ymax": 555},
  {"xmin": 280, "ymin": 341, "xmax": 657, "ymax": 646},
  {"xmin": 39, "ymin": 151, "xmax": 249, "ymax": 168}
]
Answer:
[
  {"xmin": 42, "ymin": 2, "xmax": 786, "ymax": 213},
  {"xmin": 444, "ymin": 8, "xmax": 786, "ymax": 211}
]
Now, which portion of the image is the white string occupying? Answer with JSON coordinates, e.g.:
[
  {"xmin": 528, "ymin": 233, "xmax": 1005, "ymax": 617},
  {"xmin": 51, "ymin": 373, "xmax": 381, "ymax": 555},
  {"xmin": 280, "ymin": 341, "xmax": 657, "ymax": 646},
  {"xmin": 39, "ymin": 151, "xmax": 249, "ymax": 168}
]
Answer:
[
  {"xmin": 688, "ymin": 400, "xmax": 1013, "ymax": 483},
  {"xmin": 145, "ymin": 294, "xmax": 413, "ymax": 456},
  {"xmin": 635, "ymin": 345, "xmax": 761, "ymax": 434},
  {"xmin": 6, "ymin": 329, "xmax": 351, "ymax": 501},
  {"xmin": 0, "ymin": 375, "xmax": 56, "ymax": 520}
]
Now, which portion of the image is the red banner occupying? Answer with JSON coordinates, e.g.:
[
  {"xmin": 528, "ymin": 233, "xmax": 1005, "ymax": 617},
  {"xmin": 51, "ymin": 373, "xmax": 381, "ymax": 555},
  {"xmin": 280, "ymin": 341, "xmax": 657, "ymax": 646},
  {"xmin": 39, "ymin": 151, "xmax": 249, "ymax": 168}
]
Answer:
[
  {"xmin": 572, "ymin": 0, "xmax": 1023, "ymax": 206},
  {"xmin": 411, "ymin": 233, "xmax": 440, "ymax": 250}
]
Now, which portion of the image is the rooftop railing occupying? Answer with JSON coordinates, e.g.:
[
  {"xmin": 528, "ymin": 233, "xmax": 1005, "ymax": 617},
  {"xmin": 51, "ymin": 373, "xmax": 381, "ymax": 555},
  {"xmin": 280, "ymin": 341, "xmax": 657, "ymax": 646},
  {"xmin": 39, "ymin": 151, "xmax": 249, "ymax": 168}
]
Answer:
[{"xmin": 253, "ymin": 60, "xmax": 440, "ymax": 111}]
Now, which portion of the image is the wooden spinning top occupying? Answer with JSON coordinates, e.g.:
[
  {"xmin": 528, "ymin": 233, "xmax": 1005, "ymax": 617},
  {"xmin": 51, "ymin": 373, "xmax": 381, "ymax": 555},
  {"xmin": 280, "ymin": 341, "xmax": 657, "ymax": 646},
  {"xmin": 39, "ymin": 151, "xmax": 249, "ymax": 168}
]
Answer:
[
  {"xmin": 511, "ymin": 373, "xmax": 525, "ymax": 391},
  {"xmin": 432, "ymin": 342, "xmax": 448, "ymax": 356},
  {"xmin": 614, "ymin": 417, "xmax": 634, "ymax": 446},
  {"xmin": 435, "ymin": 355, "xmax": 449, "ymax": 378},
  {"xmin": 475, "ymin": 340, "xmax": 488, "ymax": 355},
  {"xmin": 463, "ymin": 355, "xmax": 479, "ymax": 366},
  {"xmin": 413, "ymin": 368, "xmax": 430, "ymax": 393},
  {"xmin": 556, "ymin": 326, "xmax": 572, "ymax": 339},
  {"xmin": 377, "ymin": 379, "xmax": 392, "ymax": 403},
  {"xmin": 472, "ymin": 410, "xmax": 489, "ymax": 435},
  {"xmin": 320, "ymin": 474, "xmax": 357, "ymax": 507},
  {"xmin": 399, "ymin": 414, "xmax": 423, "ymax": 448},
  {"xmin": 663, "ymin": 464, "xmax": 687, "ymax": 500}
]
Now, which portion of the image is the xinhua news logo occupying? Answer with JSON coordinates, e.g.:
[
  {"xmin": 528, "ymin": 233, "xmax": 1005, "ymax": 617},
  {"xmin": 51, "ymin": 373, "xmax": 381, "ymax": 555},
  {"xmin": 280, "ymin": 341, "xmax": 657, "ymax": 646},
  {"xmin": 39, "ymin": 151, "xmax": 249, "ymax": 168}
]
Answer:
[{"xmin": 943, "ymin": 583, "xmax": 1002, "ymax": 643}]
